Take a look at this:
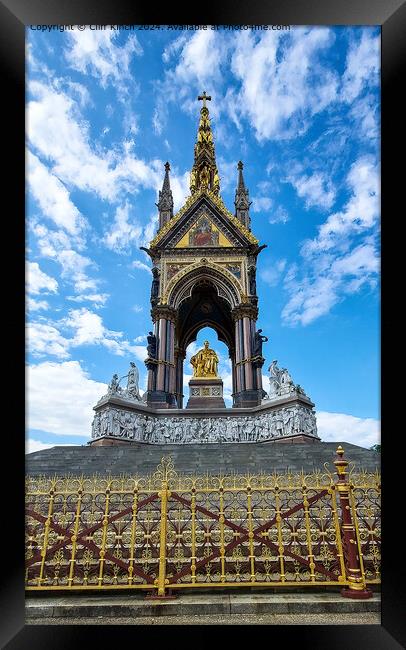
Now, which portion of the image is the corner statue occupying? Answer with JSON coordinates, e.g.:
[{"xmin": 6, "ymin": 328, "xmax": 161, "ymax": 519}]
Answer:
[{"xmin": 190, "ymin": 341, "xmax": 219, "ymax": 378}]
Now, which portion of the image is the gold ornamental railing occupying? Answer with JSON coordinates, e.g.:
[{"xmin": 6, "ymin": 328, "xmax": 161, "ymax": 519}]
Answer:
[{"xmin": 25, "ymin": 446, "xmax": 380, "ymax": 598}]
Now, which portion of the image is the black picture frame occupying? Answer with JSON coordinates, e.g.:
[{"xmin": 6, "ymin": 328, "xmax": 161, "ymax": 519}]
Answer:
[{"xmin": 2, "ymin": 0, "xmax": 404, "ymax": 646}]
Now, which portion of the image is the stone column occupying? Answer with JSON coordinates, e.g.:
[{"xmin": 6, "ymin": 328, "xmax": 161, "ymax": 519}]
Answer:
[
  {"xmin": 231, "ymin": 303, "xmax": 260, "ymax": 408},
  {"xmin": 147, "ymin": 305, "xmax": 177, "ymax": 408},
  {"xmin": 174, "ymin": 347, "xmax": 186, "ymax": 409},
  {"xmin": 229, "ymin": 347, "xmax": 236, "ymax": 400},
  {"xmin": 156, "ymin": 317, "xmax": 167, "ymax": 393}
]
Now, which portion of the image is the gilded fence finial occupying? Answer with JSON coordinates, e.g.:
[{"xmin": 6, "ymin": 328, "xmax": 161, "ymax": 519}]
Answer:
[
  {"xmin": 153, "ymin": 455, "xmax": 177, "ymax": 484},
  {"xmin": 334, "ymin": 445, "xmax": 348, "ymax": 479}
]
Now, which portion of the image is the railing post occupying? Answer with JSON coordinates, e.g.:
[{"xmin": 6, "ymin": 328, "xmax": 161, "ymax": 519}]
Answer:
[
  {"xmin": 334, "ymin": 446, "xmax": 372, "ymax": 599},
  {"xmin": 156, "ymin": 478, "xmax": 169, "ymax": 597}
]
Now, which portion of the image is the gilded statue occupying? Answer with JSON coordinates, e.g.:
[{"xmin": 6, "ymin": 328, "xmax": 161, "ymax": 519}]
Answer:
[
  {"xmin": 190, "ymin": 340, "xmax": 219, "ymax": 378},
  {"xmin": 199, "ymin": 165, "xmax": 210, "ymax": 189},
  {"xmin": 190, "ymin": 168, "xmax": 197, "ymax": 193},
  {"xmin": 213, "ymin": 170, "xmax": 220, "ymax": 194}
]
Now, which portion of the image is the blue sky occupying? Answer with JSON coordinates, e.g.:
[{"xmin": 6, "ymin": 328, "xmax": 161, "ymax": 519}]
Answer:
[{"xmin": 26, "ymin": 26, "xmax": 380, "ymax": 453}]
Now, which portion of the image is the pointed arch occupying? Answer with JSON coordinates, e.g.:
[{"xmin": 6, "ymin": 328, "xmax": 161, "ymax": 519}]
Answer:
[{"xmin": 164, "ymin": 261, "xmax": 244, "ymax": 309}]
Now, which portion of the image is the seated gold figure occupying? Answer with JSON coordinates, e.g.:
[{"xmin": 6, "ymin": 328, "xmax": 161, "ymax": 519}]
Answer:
[{"xmin": 191, "ymin": 341, "xmax": 219, "ymax": 378}]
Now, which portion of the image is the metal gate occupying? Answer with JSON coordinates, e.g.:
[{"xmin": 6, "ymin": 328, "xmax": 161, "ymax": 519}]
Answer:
[{"xmin": 25, "ymin": 446, "xmax": 380, "ymax": 598}]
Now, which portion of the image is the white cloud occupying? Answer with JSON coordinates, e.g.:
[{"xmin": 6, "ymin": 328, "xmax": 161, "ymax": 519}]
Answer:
[
  {"xmin": 32, "ymin": 224, "xmax": 98, "ymax": 293},
  {"xmin": 282, "ymin": 156, "xmax": 379, "ymax": 326},
  {"xmin": 168, "ymin": 30, "xmax": 227, "ymax": 89},
  {"xmin": 27, "ymin": 322, "xmax": 71, "ymax": 359},
  {"xmin": 342, "ymin": 31, "xmax": 380, "ymax": 103},
  {"xmin": 62, "ymin": 308, "xmax": 148, "ymax": 359},
  {"xmin": 103, "ymin": 202, "xmax": 143, "ymax": 253},
  {"xmin": 162, "ymin": 34, "xmax": 188, "ymax": 63},
  {"xmin": 132, "ymin": 305, "xmax": 144, "ymax": 313},
  {"xmin": 104, "ymin": 203, "xmax": 160, "ymax": 254},
  {"xmin": 27, "ymin": 360, "xmax": 107, "ymax": 437},
  {"xmin": 27, "ymin": 261, "xmax": 58, "ymax": 295},
  {"xmin": 131, "ymin": 260, "xmax": 151, "ymax": 273},
  {"xmin": 67, "ymin": 293, "xmax": 109, "ymax": 306},
  {"xmin": 282, "ymin": 273, "xmax": 339, "ymax": 326},
  {"xmin": 64, "ymin": 30, "xmax": 143, "ymax": 89},
  {"xmin": 27, "ymin": 297, "xmax": 50, "ymax": 312},
  {"xmin": 316, "ymin": 411, "xmax": 380, "ymax": 449},
  {"xmin": 26, "ymin": 438, "xmax": 79, "ymax": 454},
  {"xmin": 229, "ymin": 28, "xmax": 339, "ymax": 140},
  {"xmin": 153, "ymin": 31, "xmax": 230, "ymax": 133},
  {"xmin": 270, "ymin": 205, "xmax": 289, "ymax": 224},
  {"xmin": 315, "ymin": 156, "xmax": 379, "ymax": 249},
  {"xmin": 260, "ymin": 259, "xmax": 287, "ymax": 287},
  {"xmin": 287, "ymin": 171, "xmax": 336, "ymax": 210},
  {"xmin": 170, "ymin": 170, "xmax": 191, "ymax": 212},
  {"xmin": 26, "ymin": 439, "xmax": 55, "ymax": 454},
  {"xmin": 252, "ymin": 197, "xmax": 273, "ymax": 212},
  {"xmin": 28, "ymin": 150, "xmax": 87, "ymax": 237},
  {"xmin": 28, "ymin": 306, "xmax": 148, "ymax": 360},
  {"xmin": 64, "ymin": 308, "xmax": 108, "ymax": 346},
  {"xmin": 28, "ymin": 80, "xmax": 163, "ymax": 202},
  {"xmin": 349, "ymin": 94, "xmax": 380, "ymax": 141}
]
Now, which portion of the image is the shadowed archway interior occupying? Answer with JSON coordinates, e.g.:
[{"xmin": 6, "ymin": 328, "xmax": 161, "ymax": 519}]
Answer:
[{"xmin": 175, "ymin": 283, "xmax": 234, "ymax": 407}]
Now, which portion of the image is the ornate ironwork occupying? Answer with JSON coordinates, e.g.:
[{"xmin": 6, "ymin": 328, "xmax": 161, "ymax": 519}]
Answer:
[{"xmin": 25, "ymin": 449, "xmax": 380, "ymax": 597}]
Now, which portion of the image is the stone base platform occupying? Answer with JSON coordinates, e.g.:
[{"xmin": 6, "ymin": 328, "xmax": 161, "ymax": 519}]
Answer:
[
  {"xmin": 186, "ymin": 377, "xmax": 226, "ymax": 409},
  {"xmin": 26, "ymin": 441, "xmax": 380, "ymax": 477}
]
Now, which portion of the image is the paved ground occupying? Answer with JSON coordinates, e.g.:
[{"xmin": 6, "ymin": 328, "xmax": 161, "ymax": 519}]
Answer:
[{"xmin": 26, "ymin": 612, "xmax": 381, "ymax": 625}]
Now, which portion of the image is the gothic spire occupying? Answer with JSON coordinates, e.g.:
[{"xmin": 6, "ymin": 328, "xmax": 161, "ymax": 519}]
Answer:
[
  {"xmin": 157, "ymin": 161, "xmax": 174, "ymax": 230},
  {"xmin": 190, "ymin": 92, "xmax": 220, "ymax": 196},
  {"xmin": 234, "ymin": 161, "xmax": 251, "ymax": 229}
]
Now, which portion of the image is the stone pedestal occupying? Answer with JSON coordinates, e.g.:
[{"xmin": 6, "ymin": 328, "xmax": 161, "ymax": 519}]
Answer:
[{"xmin": 186, "ymin": 378, "xmax": 226, "ymax": 409}]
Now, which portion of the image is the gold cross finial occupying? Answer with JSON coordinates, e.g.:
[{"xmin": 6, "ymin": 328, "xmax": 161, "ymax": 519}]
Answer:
[{"xmin": 198, "ymin": 91, "xmax": 211, "ymax": 108}]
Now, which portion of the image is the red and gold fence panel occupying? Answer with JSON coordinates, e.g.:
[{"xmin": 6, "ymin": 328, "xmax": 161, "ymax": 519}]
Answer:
[
  {"xmin": 164, "ymin": 470, "xmax": 346, "ymax": 589},
  {"xmin": 25, "ymin": 447, "xmax": 380, "ymax": 598},
  {"xmin": 349, "ymin": 468, "xmax": 381, "ymax": 585},
  {"xmin": 26, "ymin": 474, "xmax": 163, "ymax": 590}
]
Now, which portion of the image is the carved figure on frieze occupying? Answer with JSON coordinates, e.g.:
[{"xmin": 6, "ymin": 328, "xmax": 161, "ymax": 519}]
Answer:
[
  {"xmin": 282, "ymin": 409, "xmax": 294, "ymax": 436},
  {"xmin": 91, "ymin": 414, "xmax": 101, "ymax": 438},
  {"xmin": 118, "ymin": 411, "xmax": 133, "ymax": 438},
  {"xmin": 133, "ymin": 416, "xmax": 145, "ymax": 441},
  {"xmin": 243, "ymin": 419, "xmax": 254, "ymax": 442},
  {"xmin": 273, "ymin": 411, "xmax": 284, "ymax": 438},
  {"xmin": 292, "ymin": 409, "xmax": 303, "ymax": 434},
  {"xmin": 253, "ymin": 329, "xmax": 268, "ymax": 357},
  {"xmin": 108, "ymin": 373, "xmax": 122, "ymax": 395},
  {"xmin": 144, "ymin": 417, "xmax": 154, "ymax": 443}
]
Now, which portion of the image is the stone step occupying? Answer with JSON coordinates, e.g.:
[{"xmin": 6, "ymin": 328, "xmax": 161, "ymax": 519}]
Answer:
[
  {"xmin": 25, "ymin": 592, "xmax": 381, "ymax": 620},
  {"xmin": 26, "ymin": 442, "xmax": 380, "ymax": 477}
]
